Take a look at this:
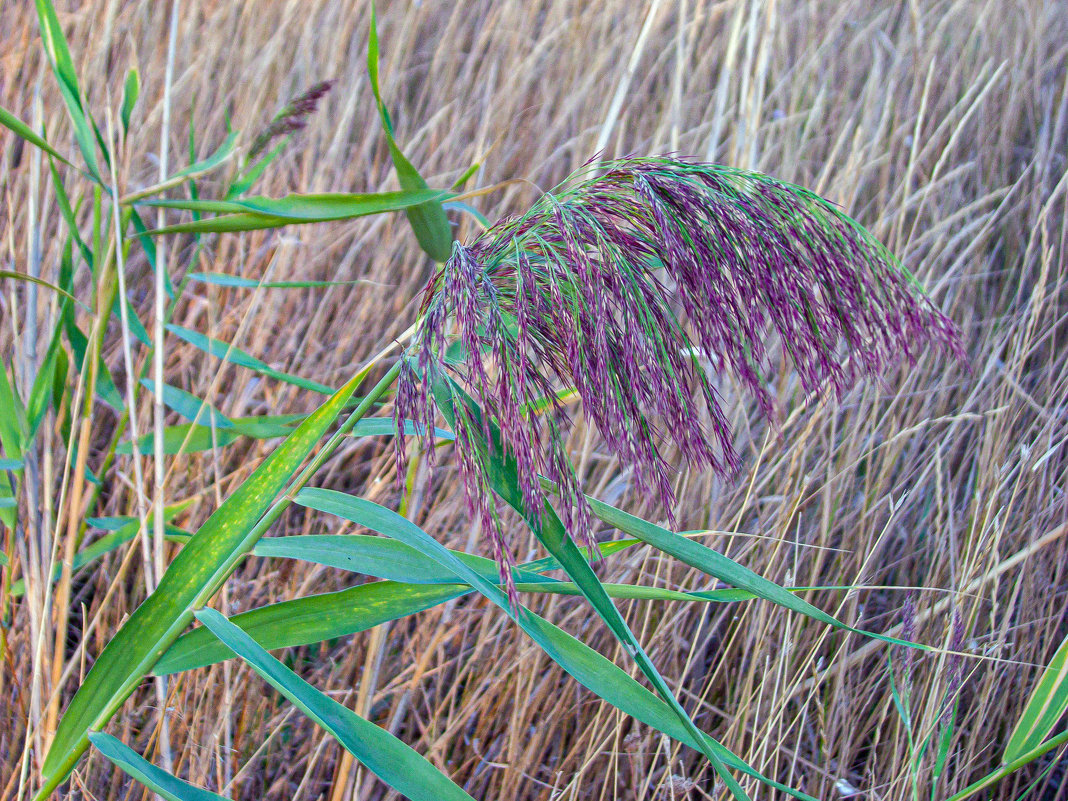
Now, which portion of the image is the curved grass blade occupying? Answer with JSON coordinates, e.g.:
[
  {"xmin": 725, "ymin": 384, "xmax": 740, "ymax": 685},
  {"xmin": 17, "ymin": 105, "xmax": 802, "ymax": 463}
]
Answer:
[
  {"xmin": 434, "ymin": 379, "xmax": 748, "ymax": 799},
  {"xmin": 253, "ymin": 533, "xmax": 550, "ymax": 586},
  {"xmin": 172, "ymin": 131, "xmax": 239, "ymax": 180},
  {"xmin": 0, "ymin": 106, "xmax": 73, "ymax": 168},
  {"xmin": 36, "ymin": 369, "xmax": 368, "ymax": 797},
  {"xmin": 367, "ymin": 5, "xmax": 452, "ymax": 262},
  {"xmin": 139, "ymin": 188, "xmax": 446, "ymax": 231},
  {"xmin": 194, "ymin": 608, "xmax": 477, "ymax": 801},
  {"xmin": 33, "ymin": 0, "xmax": 102, "ymax": 180},
  {"xmin": 583, "ymin": 492, "xmax": 927, "ymax": 650},
  {"xmin": 137, "ymin": 378, "xmax": 233, "ymax": 429},
  {"xmin": 89, "ymin": 732, "xmax": 226, "ymax": 801},
  {"xmin": 156, "ymin": 581, "xmax": 465, "ymax": 675},
  {"xmin": 0, "ymin": 271, "xmax": 81, "ymax": 306},
  {"xmin": 275, "ymin": 488, "xmax": 806, "ymax": 799},
  {"xmin": 119, "ymin": 415, "xmax": 451, "ymax": 457},
  {"xmin": 165, "ymin": 323, "xmax": 335, "ymax": 395},
  {"xmin": 1004, "ymin": 633, "xmax": 1068, "ymax": 762},
  {"xmin": 252, "ymin": 532, "xmax": 759, "ymax": 604},
  {"xmin": 187, "ymin": 272, "xmax": 366, "ymax": 289},
  {"xmin": 120, "ymin": 68, "xmax": 139, "ymax": 135}
]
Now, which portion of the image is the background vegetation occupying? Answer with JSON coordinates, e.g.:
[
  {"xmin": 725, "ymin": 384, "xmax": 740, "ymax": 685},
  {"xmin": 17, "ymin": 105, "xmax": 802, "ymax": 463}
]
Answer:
[{"xmin": 1, "ymin": 0, "xmax": 1066, "ymax": 799}]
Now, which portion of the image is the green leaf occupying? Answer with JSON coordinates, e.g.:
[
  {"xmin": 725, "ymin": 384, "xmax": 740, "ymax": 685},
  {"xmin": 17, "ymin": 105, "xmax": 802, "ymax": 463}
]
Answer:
[
  {"xmin": 155, "ymin": 581, "xmax": 466, "ymax": 675},
  {"xmin": 1004, "ymin": 633, "xmax": 1068, "ymax": 762},
  {"xmin": 252, "ymin": 532, "xmax": 755, "ymax": 605},
  {"xmin": 434, "ymin": 379, "xmax": 748, "ymax": 799},
  {"xmin": 138, "ymin": 378, "xmax": 234, "ymax": 429},
  {"xmin": 583, "ymin": 492, "xmax": 924, "ymax": 650},
  {"xmin": 0, "ymin": 458, "xmax": 24, "ymax": 470},
  {"xmin": 275, "ymin": 487, "xmax": 805, "ymax": 799},
  {"xmin": 138, "ymin": 188, "xmax": 447, "ymax": 235},
  {"xmin": 89, "ymin": 732, "xmax": 227, "ymax": 801},
  {"xmin": 0, "ymin": 271, "xmax": 81, "ymax": 307},
  {"xmin": 187, "ymin": 272, "xmax": 366, "ymax": 289},
  {"xmin": 172, "ymin": 131, "xmax": 239, "ymax": 180},
  {"xmin": 113, "ymin": 294, "xmax": 151, "ymax": 347},
  {"xmin": 63, "ymin": 316, "xmax": 124, "ymax": 412},
  {"xmin": 0, "ymin": 363, "xmax": 27, "ymax": 457},
  {"xmin": 165, "ymin": 323, "xmax": 335, "ymax": 395},
  {"xmin": 33, "ymin": 0, "xmax": 103, "ymax": 180},
  {"xmin": 0, "ymin": 106, "xmax": 73, "ymax": 167},
  {"xmin": 118, "ymin": 415, "xmax": 450, "ymax": 457},
  {"xmin": 194, "ymin": 608, "xmax": 477, "ymax": 801},
  {"xmin": 120, "ymin": 68, "xmax": 139, "ymax": 135},
  {"xmin": 37, "ymin": 368, "xmax": 369, "ymax": 797},
  {"xmin": 367, "ymin": 5, "xmax": 453, "ymax": 262},
  {"xmin": 26, "ymin": 324, "xmax": 66, "ymax": 440},
  {"xmin": 253, "ymin": 533, "xmax": 552, "ymax": 586},
  {"xmin": 226, "ymin": 139, "xmax": 288, "ymax": 199}
]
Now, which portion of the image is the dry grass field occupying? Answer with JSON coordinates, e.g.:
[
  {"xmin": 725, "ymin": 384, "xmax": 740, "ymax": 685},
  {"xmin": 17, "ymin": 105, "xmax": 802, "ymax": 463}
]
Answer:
[{"xmin": 1, "ymin": 0, "xmax": 1067, "ymax": 799}]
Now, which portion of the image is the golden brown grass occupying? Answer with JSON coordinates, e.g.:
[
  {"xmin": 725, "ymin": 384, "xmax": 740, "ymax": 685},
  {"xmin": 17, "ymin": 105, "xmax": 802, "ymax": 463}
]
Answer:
[{"xmin": 1, "ymin": 0, "xmax": 1066, "ymax": 799}]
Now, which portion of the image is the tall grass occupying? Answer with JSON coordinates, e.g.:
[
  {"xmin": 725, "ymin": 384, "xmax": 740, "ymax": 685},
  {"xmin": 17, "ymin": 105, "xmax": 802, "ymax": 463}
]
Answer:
[{"xmin": 1, "ymin": 1, "xmax": 1066, "ymax": 800}]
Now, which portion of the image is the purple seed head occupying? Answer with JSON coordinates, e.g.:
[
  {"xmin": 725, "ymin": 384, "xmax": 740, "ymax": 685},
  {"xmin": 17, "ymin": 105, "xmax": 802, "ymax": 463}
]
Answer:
[
  {"xmin": 941, "ymin": 607, "xmax": 967, "ymax": 725},
  {"xmin": 394, "ymin": 156, "xmax": 966, "ymax": 601},
  {"xmin": 249, "ymin": 79, "xmax": 336, "ymax": 159}
]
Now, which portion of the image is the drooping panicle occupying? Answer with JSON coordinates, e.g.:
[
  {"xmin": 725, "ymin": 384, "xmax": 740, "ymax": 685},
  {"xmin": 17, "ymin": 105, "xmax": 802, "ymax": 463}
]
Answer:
[
  {"xmin": 249, "ymin": 79, "xmax": 336, "ymax": 160},
  {"xmin": 394, "ymin": 155, "xmax": 965, "ymax": 602}
]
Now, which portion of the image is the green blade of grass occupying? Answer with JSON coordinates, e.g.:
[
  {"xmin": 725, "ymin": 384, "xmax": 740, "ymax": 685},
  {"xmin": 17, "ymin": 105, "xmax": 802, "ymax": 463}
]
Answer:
[
  {"xmin": 118, "ymin": 415, "xmax": 452, "ymax": 456},
  {"xmin": 0, "ymin": 106, "xmax": 73, "ymax": 168},
  {"xmin": 137, "ymin": 378, "xmax": 234, "ymax": 429},
  {"xmin": 36, "ymin": 368, "xmax": 368, "ymax": 796},
  {"xmin": 155, "ymin": 581, "xmax": 467, "ymax": 675},
  {"xmin": 582, "ymin": 490, "xmax": 927, "ymax": 650},
  {"xmin": 194, "ymin": 608, "xmax": 477, "ymax": 801},
  {"xmin": 120, "ymin": 68, "xmax": 139, "ymax": 135},
  {"xmin": 1004, "ymin": 633, "xmax": 1068, "ymax": 762},
  {"xmin": 252, "ymin": 533, "xmax": 552, "ymax": 586},
  {"xmin": 172, "ymin": 131, "xmax": 239, "ymax": 180},
  {"xmin": 165, "ymin": 323, "xmax": 335, "ymax": 395},
  {"xmin": 139, "ymin": 188, "xmax": 446, "ymax": 223},
  {"xmin": 33, "ymin": 0, "xmax": 103, "ymax": 181},
  {"xmin": 89, "ymin": 732, "xmax": 227, "ymax": 801},
  {"xmin": 252, "ymin": 532, "xmax": 764, "ymax": 605},
  {"xmin": 433, "ymin": 377, "xmax": 749, "ymax": 800},
  {"xmin": 367, "ymin": 5, "xmax": 453, "ymax": 262},
  {"xmin": 285, "ymin": 487, "xmax": 807, "ymax": 799},
  {"xmin": 186, "ymin": 272, "xmax": 366, "ymax": 289}
]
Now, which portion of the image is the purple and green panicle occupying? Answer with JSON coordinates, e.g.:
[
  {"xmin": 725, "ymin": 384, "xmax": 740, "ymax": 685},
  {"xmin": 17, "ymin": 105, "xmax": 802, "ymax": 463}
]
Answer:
[
  {"xmin": 248, "ymin": 79, "xmax": 335, "ymax": 160},
  {"xmin": 394, "ymin": 156, "xmax": 965, "ymax": 604}
]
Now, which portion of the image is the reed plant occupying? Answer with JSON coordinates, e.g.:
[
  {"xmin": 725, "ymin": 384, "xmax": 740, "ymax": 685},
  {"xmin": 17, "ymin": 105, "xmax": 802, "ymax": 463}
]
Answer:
[{"xmin": 2, "ymin": 2, "xmax": 1066, "ymax": 800}]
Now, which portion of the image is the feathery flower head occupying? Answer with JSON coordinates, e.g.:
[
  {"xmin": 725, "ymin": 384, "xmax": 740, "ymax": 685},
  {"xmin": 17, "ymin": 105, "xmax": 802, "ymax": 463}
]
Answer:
[
  {"xmin": 395, "ymin": 156, "xmax": 964, "ymax": 596},
  {"xmin": 249, "ymin": 79, "xmax": 335, "ymax": 160}
]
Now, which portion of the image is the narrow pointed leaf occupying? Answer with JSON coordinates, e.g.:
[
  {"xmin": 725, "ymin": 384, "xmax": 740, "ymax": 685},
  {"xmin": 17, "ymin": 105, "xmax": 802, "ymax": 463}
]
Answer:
[
  {"xmin": 90, "ymin": 732, "xmax": 227, "ymax": 801},
  {"xmin": 120, "ymin": 68, "xmax": 139, "ymax": 134},
  {"xmin": 0, "ymin": 106, "xmax": 73, "ymax": 167},
  {"xmin": 165, "ymin": 323, "xmax": 335, "ymax": 395},
  {"xmin": 37, "ymin": 369, "xmax": 367, "ymax": 796},
  {"xmin": 434, "ymin": 379, "xmax": 749, "ymax": 799},
  {"xmin": 367, "ymin": 6, "xmax": 453, "ymax": 261},
  {"xmin": 194, "ymin": 608, "xmax": 477, "ymax": 801},
  {"xmin": 1004, "ymin": 633, "xmax": 1068, "ymax": 762}
]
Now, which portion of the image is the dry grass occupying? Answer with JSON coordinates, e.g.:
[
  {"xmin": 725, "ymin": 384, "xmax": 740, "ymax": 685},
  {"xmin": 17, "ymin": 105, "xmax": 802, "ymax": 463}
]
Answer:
[{"xmin": 1, "ymin": 0, "xmax": 1067, "ymax": 799}]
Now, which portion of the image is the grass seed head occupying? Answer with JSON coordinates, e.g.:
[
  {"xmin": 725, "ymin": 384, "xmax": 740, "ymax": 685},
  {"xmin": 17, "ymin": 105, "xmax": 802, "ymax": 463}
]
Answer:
[{"xmin": 397, "ymin": 155, "xmax": 966, "ymax": 587}]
